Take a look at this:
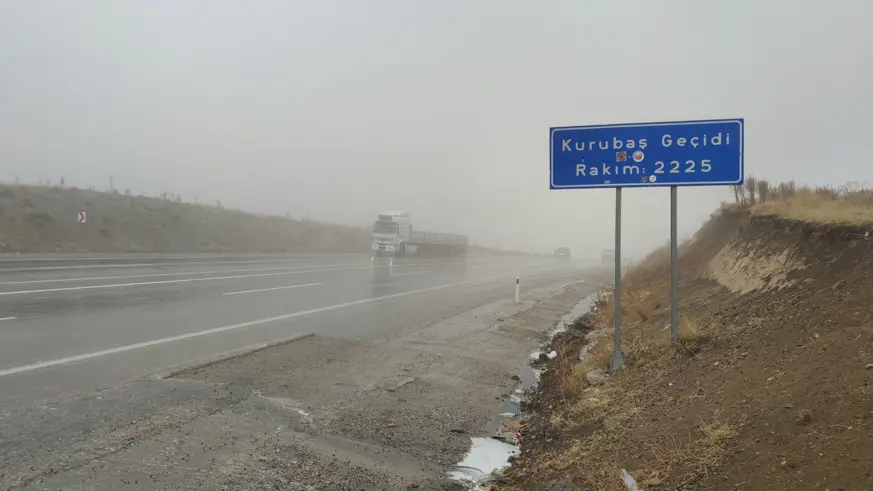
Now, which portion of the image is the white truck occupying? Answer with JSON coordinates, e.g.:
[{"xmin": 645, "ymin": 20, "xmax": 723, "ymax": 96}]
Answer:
[{"xmin": 371, "ymin": 211, "xmax": 468, "ymax": 257}]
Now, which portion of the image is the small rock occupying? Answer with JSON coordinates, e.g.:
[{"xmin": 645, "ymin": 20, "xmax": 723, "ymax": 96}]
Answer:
[
  {"xmin": 585, "ymin": 369, "xmax": 609, "ymax": 386},
  {"xmin": 511, "ymin": 375, "xmax": 520, "ymax": 381},
  {"xmin": 449, "ymin": 427, "xmax": 466, "ymax": 434},
  {"xmin": 865, "ymin": 363, "xmax": 873, "ymax": 370},
  {"xmin": 501, "ymin": 419, "xmax": 522, "ymax": 433},
  {"xmin": 643, "ymin": 477, "xmax": 663, "ymax": 486},
  {"xmin": 798, "ymin": 409, "xmax": 813, "ymax": 425}
]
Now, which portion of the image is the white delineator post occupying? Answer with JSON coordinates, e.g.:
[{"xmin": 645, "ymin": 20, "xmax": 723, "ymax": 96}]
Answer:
[{"xmin": 514, "ymin": 277, "xmax": 520, "ymax": 303}]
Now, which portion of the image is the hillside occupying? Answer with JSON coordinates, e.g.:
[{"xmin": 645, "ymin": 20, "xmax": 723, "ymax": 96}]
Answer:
[
  {"xmin": 0, "ymin": 184, "xmax": 370, "ymax": 253},
  {"xmin": 503, "ymin": 186, "xmax": 873, "ymax": 490}
]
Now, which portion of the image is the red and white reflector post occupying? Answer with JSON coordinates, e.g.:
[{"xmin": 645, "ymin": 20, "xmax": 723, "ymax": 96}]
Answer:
[{"xmin": 514, "ymin": 276, "xmax": 520, "ymax": 304}]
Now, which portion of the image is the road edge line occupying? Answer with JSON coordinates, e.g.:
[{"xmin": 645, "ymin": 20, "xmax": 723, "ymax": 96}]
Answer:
[{"xmin": 151, "ymin": 332, "xmax": 315, "ymax": 380}]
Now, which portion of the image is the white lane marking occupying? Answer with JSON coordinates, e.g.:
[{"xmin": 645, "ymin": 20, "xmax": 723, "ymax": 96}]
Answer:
[
  {"xmin": 0, "ymin": 262, "xmax": 361, "ymax": 286},
  {"xmin": 0, "ymin": 261, "xmax": 461, "ymax": 296},
  {"xmin": 0, "ymin": 261, "xmax": 462, "ymax": 286},
  {"xmin": 0, "ymin": 258, "xmax": 319, "ymax": 272},
  {"xmin": 391, "ymin": 271, "xmax": 432, "ymax": 277},
  {"xmin": 222, "ymin": 282, "xmax": 322, "ymax": 296},
  {"xmin": 0, "ymin": 255, "xmax": 250, "ymax": 262},
  {"xmin": 0, "ymin": 274, "xmax": 512, "ymax": 378},
  {"xmin": 0, "ymin": 317, "xmax": 16, "ymax": 322},
  {"xmin": 0, "ymin": 253, "xmax": 363, "ymax": 262}
]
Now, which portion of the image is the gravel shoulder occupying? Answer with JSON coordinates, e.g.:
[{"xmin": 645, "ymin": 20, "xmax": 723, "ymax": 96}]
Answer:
[{"xmin": 5, "ymin": 274, "xmax": 609, "ymax": 491}]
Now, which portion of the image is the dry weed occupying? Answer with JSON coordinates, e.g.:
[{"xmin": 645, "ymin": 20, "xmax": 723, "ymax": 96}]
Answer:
[
  {"xmin": 580, "ymin": 338, "xmax": 614, "ymax": 372},
  {"xmin": 753, "ymin": 185, "xmax": 873, "ymax": 225},
  {"xmin": 558, "ymin": 337, "xmax": 615, "ymax": 401}
]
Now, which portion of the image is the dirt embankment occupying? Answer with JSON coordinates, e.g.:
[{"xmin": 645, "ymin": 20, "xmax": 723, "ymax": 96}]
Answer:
[
  {"xmin": 0, "ymin": 184, "xmax": 370, "ymax": 253},
  {"xmin": 503, "ymin": 209, "xmax": 873, "ymax": 490}
]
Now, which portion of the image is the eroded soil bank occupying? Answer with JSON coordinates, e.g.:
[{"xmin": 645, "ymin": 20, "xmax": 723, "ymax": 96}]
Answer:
[{"xmin": 501, "ymin": 211, "xmax": 873, "ymax": 491}]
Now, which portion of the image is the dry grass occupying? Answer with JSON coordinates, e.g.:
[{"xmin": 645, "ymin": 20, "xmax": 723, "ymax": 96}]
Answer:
[
  {"xmin": 744, "ymin": 182, "xmax": 873, "ymax": 225},
  {"xmin": 534, "ymin": 355, "xmax": 738, "ymax": 491},
  {"xmin": 0, "ymin": 183, "xmax": 371, "ymax": 252},
  {"xmin": 528, "ymin": 242, "xmax": 728, "ymax": 490}
]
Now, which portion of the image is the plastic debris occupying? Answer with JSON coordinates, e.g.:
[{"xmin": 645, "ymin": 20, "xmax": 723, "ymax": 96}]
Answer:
[
  {"xmin": 546, "ymin": 350, "xmax": 558, "ymax": 359},
  {"xmin": 620, "ymin": 469, "xmax": 640, "ymax": 491}
]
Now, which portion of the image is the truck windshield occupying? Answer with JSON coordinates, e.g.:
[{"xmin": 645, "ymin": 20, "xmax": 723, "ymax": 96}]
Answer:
[{"xmin": 373, "ymin": 221, "xmax": 398, "ymax": 234}]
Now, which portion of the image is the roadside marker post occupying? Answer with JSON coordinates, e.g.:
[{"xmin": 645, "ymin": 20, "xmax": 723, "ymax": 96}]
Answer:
[
  {"xmin": 77, "ymin": 211, "xmax": 87, "ymax": 224},
  {"xmin": 550, "ymin": 119, "xmax": 744, "ymax": 370},
  {"xmin": 514, "ymin": 276, "xmax": 520, "ymax": 304}
]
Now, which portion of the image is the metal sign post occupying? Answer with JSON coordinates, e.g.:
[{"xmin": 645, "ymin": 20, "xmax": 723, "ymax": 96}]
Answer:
[
  {"xmin": 610, "ymin": 188, "xmax": 625, "ymax": 370},
  {"xmin": 550, "ymin": 119, "xmax": 744, "ymax": 368},
  {"xmin": 670, "ymin": 186, "xmax": 678, "ymax": 347}
]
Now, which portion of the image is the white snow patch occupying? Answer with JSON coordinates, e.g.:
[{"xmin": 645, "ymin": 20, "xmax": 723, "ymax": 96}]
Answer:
[{"xmin": 449, "ymin": 437, "xmax": 519, "ymax": 484}]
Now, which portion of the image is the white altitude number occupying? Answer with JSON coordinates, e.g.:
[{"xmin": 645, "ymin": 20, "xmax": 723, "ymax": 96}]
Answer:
[{"xmin": 653, "ymin": 159, "xmax": 711, "ymax": 174}]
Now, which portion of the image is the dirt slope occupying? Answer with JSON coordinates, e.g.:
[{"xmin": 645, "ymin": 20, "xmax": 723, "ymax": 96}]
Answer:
[
  {"xmin": 0, "ymin": 184, "xmax": 370, "ymax": 253},
  {"xmin": 503, "ymin": 209, "xmax": 873, "ymax": 490}
]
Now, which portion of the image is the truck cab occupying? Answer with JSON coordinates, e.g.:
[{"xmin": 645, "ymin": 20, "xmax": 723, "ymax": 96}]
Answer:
[{"xmin": 372, "ymin": 211, "xmax": 411, "ymax": 256}]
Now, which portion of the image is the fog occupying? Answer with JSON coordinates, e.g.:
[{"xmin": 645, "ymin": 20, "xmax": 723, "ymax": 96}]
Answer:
[{"xmin": 1, "ymin": 1, "xmax": 870, "ymax": 259}]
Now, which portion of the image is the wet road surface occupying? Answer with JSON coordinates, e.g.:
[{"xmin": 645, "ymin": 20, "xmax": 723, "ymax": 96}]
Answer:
[{"xmin": 0, "ymin": 253, "xmax": 594, "ymax": 406}]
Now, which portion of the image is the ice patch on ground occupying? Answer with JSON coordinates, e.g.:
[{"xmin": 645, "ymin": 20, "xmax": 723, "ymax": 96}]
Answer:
[{"xmin": 448, "ymin": 437, "xmax": 519, "ymax": 484}]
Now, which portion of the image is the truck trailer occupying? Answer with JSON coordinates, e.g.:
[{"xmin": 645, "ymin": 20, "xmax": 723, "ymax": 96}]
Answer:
[{"xmin": 371, "ymin": 211, "xmax": 468, "ymax": 257}]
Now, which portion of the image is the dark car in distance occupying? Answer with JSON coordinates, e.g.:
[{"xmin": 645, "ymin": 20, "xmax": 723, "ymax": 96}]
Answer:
[{"xmin": 553, "ymin": 247, "xmax": 571, "ymax": 259}]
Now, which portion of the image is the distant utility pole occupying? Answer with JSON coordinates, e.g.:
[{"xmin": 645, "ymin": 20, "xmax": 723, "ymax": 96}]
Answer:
[{"xmin": 109, "ymin": 174, "xmax": 114, "ymax": 191}]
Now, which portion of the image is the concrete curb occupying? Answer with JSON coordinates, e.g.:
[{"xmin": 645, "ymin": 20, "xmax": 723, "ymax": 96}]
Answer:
[{"xmin": 151, "ymin": 332, "xmax": 315, "ymax": 380}]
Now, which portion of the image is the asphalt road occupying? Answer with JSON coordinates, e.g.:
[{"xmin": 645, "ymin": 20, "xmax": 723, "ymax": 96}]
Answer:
[{"xmin": 0, "ymin": 253, "xmax": 595, "ymax": 407}]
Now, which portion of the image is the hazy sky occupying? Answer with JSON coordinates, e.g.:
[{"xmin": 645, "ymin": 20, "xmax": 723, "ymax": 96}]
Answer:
[{"xmin": 1, "ymin": 1, "xmax": 870, "ymax": 258}]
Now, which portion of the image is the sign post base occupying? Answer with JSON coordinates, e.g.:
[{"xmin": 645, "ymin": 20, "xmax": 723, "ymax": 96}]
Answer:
[{"xmin": 609, "ymin": 350, "xmax": 625, "ymax": 372}]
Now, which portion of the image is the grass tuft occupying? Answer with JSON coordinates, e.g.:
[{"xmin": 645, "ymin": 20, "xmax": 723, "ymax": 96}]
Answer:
[{"xmin": 735, "ymin": 180, "xmax": 873, "ymax": 225}]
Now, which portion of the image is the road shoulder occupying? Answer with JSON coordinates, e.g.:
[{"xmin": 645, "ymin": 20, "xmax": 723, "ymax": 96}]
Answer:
[{"xmin": 5, "ymin": 275, "xmax": 609, "ymax": 491}]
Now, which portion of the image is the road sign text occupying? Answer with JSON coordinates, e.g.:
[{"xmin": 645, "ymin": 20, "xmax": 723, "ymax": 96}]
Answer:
[{"xmin": 550, "ymin": 119, "xmax": 744, "ymax": 189}]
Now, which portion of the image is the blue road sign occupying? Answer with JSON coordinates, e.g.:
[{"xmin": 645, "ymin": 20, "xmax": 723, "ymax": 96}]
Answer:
[{"xmin": 550, "ymin": 119, "xmax": 744, "ymax": 189}]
